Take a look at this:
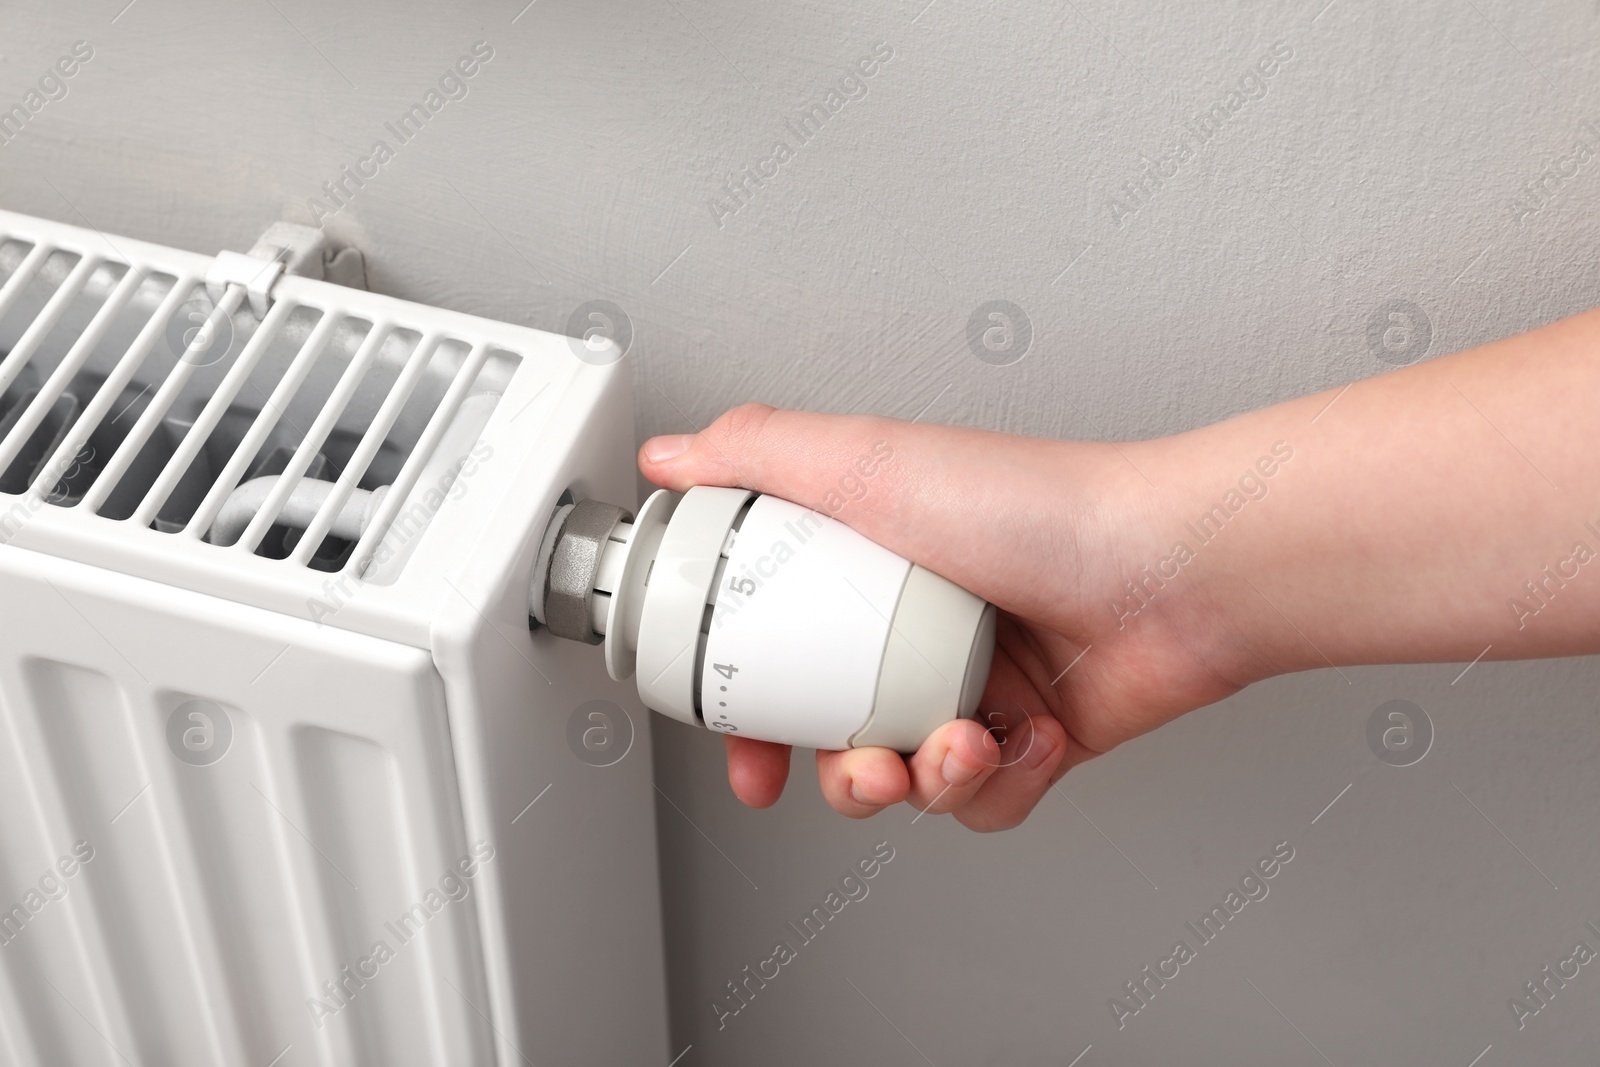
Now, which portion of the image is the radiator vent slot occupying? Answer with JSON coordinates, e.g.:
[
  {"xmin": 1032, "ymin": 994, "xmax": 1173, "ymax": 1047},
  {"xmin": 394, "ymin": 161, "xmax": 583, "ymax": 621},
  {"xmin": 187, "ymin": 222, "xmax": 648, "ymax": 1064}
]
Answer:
[{"xmin": 0, "ymin": 231, "xmax": 520, "ymax": 579}]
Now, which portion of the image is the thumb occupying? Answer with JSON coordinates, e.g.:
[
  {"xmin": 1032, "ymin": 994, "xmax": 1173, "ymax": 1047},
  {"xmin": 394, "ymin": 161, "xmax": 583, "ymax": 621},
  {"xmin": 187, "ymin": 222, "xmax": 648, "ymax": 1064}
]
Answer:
[
  {"xmin": 640, "ymin": 403, "xmax": 900, "ymax": 504},
  {"xmin": 636, "ymin": 403, "xmax": 1052, "ymax": 600}
]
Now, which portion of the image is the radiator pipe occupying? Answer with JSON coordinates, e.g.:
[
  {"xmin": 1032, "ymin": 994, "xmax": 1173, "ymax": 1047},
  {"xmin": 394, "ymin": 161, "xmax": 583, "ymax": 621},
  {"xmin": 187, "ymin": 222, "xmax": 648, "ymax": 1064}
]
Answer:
[{"xmin": 207, "ymin": 477, "xmax": 389, "ymax": 547}]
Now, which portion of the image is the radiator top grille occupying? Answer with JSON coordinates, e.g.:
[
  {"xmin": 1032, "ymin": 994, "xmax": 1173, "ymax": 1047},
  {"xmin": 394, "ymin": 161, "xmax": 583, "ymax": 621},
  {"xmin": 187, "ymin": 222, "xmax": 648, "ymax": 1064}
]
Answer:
[{"xmin": 0, "ymin": 222, "xmax": 520, "ymax": 583}]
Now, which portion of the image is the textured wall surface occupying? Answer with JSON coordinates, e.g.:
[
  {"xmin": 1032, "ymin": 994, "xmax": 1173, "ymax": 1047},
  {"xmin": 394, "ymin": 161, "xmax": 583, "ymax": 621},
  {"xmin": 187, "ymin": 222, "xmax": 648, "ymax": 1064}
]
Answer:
[{"xmin": 5, "ymin": 0, "xmax": 1600, "ymax": 1062}]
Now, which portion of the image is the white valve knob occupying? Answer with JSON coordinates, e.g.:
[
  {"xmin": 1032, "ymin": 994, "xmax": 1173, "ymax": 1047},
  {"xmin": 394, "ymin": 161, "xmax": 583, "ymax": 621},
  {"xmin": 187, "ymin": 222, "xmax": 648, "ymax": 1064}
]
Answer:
[{"xmin": 531, "ymin": 487, "xmax": 996, "ymax": 753}]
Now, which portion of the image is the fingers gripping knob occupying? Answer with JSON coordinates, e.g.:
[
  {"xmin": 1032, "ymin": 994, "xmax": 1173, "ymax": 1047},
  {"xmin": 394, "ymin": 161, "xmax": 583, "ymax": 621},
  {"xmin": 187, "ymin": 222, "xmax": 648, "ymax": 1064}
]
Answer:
[{"xmin": 531, "ymin": 487, "xmax": 996, "ymax": 753}]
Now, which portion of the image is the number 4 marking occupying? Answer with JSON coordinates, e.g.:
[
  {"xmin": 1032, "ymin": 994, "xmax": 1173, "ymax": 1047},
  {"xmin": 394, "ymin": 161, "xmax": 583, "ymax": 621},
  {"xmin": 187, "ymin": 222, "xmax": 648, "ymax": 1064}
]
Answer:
[{"xmin": 713, "ymin": 663, "xmax": 738, "ymax": 679}]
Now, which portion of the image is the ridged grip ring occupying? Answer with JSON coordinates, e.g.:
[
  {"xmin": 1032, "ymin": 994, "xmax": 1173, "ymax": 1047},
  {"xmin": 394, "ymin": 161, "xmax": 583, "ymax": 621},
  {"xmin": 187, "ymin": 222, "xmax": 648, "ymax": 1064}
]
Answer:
[{"xmin": 545, "ymin": 499, "xmax": 628, "ymax": 643}]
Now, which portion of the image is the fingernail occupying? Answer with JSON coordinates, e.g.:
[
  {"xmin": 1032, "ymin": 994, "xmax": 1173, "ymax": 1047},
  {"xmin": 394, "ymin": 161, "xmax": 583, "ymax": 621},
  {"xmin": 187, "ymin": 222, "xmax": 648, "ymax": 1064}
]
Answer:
[
  {"xmin": 1022, "ymin": 730, "xmax": 1060, "ymax": 771},
  {"xmin": 941, "ymin": 751, "xmax": 981, "ymax": 787},
  {"xmin": 849, "ymin": 780, "xmax": 872, "ymax": 804},
  {"xmin": 642, "ymin": 434, "xmax": 693, "ymax": 463}
]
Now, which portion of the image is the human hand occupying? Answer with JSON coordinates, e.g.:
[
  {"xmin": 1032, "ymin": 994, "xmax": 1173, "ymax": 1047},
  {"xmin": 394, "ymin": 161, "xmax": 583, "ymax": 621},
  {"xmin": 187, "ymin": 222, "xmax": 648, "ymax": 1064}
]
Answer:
[
  {"xmin": 638, "ymin": 404, "xmax": 1252, "ymax": 830},
  {"xmin": 639, "ymin": 311, "xmax": 1600, "ymax": 828}
]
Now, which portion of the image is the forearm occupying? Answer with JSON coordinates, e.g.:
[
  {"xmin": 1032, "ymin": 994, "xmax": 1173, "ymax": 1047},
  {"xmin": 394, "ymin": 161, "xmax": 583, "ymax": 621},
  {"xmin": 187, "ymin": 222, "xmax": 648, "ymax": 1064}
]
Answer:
[{"xmin": 1136, "ymin": 306, "xmax": 1600, "ymax": 681}]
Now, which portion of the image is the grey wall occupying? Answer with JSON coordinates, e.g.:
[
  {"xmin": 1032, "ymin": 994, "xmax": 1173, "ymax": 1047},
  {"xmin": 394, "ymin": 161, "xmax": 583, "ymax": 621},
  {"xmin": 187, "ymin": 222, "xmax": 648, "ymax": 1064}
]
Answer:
[{"xmin": 7, "ymin": 0, "xmax": 1600, "ymax": 1061}]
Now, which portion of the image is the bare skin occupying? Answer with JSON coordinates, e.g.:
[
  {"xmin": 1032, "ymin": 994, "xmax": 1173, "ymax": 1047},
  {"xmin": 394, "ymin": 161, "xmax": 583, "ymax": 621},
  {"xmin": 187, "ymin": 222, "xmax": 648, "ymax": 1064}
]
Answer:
[{"xmin": 638, "ymin": 305, "xmax": 1600, "ymax": 830}]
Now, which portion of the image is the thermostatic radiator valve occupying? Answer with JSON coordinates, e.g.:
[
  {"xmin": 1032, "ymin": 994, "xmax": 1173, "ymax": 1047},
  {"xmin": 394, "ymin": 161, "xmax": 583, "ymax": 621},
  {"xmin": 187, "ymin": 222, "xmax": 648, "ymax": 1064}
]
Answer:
[{"xmin": 530, "ymin": 487, "xmax": 997, "ymax": 752}]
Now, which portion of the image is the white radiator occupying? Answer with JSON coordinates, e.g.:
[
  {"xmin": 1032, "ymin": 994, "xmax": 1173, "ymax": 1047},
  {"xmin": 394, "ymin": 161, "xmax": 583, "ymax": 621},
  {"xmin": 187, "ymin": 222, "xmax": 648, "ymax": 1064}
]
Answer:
[{"xmin": 0, "ymin": 208, "xmax": 669, "ymax": 1066}]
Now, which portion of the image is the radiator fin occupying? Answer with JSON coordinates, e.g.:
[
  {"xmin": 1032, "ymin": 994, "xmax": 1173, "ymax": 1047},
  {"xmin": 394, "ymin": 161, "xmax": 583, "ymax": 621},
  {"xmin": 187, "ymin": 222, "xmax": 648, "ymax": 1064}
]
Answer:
[{"xmin": 292, "ymin": 727, "xmax": 439, "ymax": 1065}]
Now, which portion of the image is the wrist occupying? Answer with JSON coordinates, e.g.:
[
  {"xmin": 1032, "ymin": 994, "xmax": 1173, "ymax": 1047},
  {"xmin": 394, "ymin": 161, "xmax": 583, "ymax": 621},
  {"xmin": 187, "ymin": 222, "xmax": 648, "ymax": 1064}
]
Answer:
[{"xmin": 1110, "ymin": 428, "xmax": 1305, "ymax": 691}]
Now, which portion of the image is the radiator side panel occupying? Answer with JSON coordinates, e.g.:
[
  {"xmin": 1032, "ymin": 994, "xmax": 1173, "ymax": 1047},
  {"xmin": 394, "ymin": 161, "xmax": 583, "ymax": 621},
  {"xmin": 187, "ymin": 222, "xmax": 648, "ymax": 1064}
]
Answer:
[{"xmin": 431, "ymin": 353, "xmax": 674, "ymax": 1065}]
